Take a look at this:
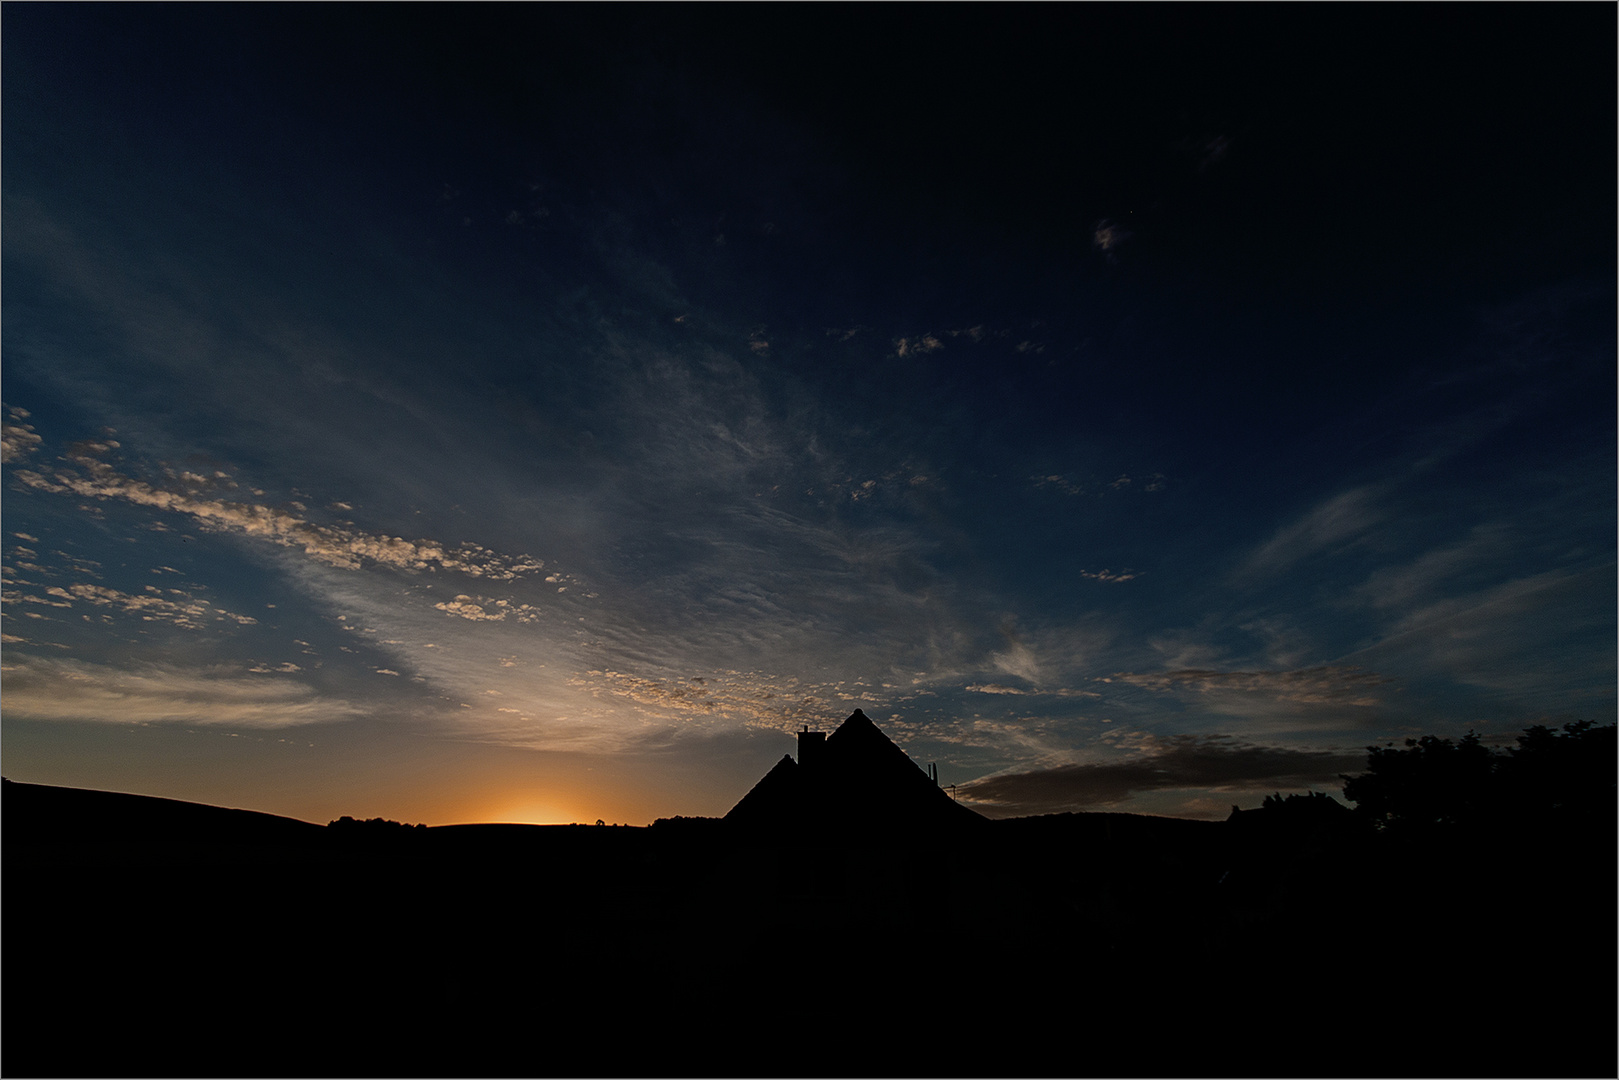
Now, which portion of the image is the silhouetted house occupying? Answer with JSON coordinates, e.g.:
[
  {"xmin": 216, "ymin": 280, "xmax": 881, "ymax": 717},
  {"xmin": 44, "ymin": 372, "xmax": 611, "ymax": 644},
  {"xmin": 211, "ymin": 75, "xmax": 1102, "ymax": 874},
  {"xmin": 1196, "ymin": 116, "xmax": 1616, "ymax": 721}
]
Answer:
[
  {"xmin": 725, "ymin": 709, "xmax": 986, "ymax": 835},
  {"xmin": 1226, "ymin": 790, "xmax": 1356, "ymax": 849},
  {"xmin": 1219, "ymin": 791, "xmax": 1363, "ymax": 906}
]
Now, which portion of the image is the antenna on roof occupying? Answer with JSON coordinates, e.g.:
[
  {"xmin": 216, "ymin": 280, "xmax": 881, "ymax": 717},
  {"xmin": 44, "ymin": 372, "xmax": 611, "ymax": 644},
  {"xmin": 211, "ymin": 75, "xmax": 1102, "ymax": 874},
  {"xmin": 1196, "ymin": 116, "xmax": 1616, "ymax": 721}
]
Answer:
[{"xmin": 948, "ymin": 784, "xmax": 958, "ymax": 802}]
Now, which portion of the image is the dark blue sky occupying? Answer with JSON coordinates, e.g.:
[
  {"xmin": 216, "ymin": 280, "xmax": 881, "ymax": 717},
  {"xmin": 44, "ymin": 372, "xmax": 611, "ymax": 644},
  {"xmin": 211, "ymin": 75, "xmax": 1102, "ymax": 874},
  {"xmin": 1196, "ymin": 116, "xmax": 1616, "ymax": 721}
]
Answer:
[{"xmin": 3, "ymin": 5, "xmax": 1613, "ymax": 824}]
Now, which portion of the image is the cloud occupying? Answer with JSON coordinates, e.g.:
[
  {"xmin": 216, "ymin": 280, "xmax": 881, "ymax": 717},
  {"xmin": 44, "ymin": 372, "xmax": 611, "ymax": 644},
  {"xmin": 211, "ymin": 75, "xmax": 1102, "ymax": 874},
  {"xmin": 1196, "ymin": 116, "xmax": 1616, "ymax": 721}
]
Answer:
[
  {"xmin": 966, "ymin": 683, "xmax": 1029, "ymax": 695},
  {"xmin": 1034, "ymin": 474, "xmax": 1087, "ymax": 497},
  {"xmin": 958, "ymin": 733, "xmax": 1368, "ymax": 816},
  {"xmin": 904, "ymin": 711, "xmax": 1090, "ymax": 763},
  {"xmin": 893, "ymin": 334, "xmax": 944, "ymax": 358},
  {"xmin": 1355, "ymin": 524, "xmax": 1512, "ymax": 612},
  {"xmin": 3, "ymin": 558, "xmax": 260, "ymax": 632},
  {"xmin": 1032, "ymin": 472, "xmax": 1166, "ymax": 499},
  {"xmin": 57, "ymin": 582, "xmax": 261, "ymax": 629},
  {"xmin": 1389, "ymin": 567, "xmax": 1603, "ymax": 642},
  {"xmin": 1093, "ymin": 218, "xmax": 1131, "ymax": 254},
  {"xmin": 1195, "ymin": 134, "xmax": 1232, "ymax": 173},
  {"xmin": 1, "ymin": 406, "xmax": 43, "ymax": 463},
  {"xmin": 991, "ymin": 640, "xmax": 1042, "ymax": 682},
  {"xmin": 1347, "ymin": 562, "xmax": 1617, "ymax": 708},
  {"xmin": 580, "ymin": 668, "xmax": 848, "ymax": 735},
  {"xmin": 1241, "ymin": 486, "xmax": 1382, "ymax": 577},
  {"xmin": 1110, "ymin": 665, "xmax": 1390, "ymax": 707},
  {"xmin": 12, "ymin": 442, "xmax": 547, "ymax": 580},
  {"xmin": 433, "ymin": 594, "xmax": 543, "ymax": 622},
  {"xmin": 0, "ymin": 654, "xmax": 366, "ymax": 728},
  {"xmin": 965, "ymin": 683, "xmax": 1101, "ymax": 699}
]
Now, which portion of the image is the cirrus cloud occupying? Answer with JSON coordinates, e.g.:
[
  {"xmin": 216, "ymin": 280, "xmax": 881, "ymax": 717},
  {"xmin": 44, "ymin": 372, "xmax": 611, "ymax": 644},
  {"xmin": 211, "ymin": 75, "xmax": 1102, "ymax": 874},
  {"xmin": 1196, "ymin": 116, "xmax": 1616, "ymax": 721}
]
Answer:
[
  {"xmin": 0, "ymin": 654, "xmax": 367, "ymax": 728},
  {"xmin": 1109, "ymin": 665, "xmax": 1390, "ymax": 707},
  {"xmin": 12, "ymin": 444, "xmax": 547, "ymax": 580}
]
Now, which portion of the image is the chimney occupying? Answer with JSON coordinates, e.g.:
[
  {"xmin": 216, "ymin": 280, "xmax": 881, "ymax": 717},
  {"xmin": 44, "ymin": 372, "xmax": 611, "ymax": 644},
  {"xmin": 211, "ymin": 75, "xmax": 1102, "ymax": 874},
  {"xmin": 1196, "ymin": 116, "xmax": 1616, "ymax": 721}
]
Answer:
[{"xmin": 798, "ymin": 726, "xmax": 826, "ymax": 768}]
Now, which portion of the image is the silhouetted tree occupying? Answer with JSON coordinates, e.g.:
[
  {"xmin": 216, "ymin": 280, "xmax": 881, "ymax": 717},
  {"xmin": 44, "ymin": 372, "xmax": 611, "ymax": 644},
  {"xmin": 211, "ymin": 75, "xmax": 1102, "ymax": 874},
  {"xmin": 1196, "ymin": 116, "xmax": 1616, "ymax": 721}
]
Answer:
[
  {"xmin": 649, "ymin": 815, "xmax": 724, "ymax": 830},
  {"xmin": 1257, "ymin": 790, "xmax": 1346, "ymax": 813},
  {"xmin": 1341, "ymin": 732, "xmax": 1495, "ymax": 833},
  {"xmin": 326, "ymin": 815, "xmax": 426, "ymax": 842},
  {"xmin": 1499, "ymin": 719, "xmax": 1616, "ymax": 823},
  {"xmin": 1340, "ymin": 721, "xmax": 1615, "ymax": 836}
]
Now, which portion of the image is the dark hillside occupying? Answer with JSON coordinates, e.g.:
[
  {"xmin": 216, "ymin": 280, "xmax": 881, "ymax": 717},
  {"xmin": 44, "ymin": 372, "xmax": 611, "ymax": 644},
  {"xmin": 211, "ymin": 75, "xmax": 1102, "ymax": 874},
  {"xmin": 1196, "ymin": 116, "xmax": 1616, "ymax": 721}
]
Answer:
[
  {"xmin": 4, "ymin": 776, "xmax": 1613, "ymax": 1078},
  {"xmin": 3, "ymin": 776, "xmax": 326, "ymax": 850}
]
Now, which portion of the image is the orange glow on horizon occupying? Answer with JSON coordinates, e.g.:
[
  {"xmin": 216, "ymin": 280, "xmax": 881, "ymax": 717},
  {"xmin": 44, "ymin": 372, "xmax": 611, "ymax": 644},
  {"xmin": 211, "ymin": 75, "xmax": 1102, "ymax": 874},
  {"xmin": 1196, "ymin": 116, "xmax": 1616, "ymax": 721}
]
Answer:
[
  {"xmin": 479, "ymin": 799, "xmax": 584, "ymax": 826},
  {"xmin": 429, "ymin": 786, "xmax": 592, "ymax": 826}
]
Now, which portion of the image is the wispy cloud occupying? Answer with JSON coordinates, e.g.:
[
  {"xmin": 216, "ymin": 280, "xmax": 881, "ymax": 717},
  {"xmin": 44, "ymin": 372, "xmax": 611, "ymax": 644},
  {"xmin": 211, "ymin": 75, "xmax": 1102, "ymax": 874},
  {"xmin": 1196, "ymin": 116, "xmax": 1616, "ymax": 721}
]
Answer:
[
  {"xmin": 13, "ymin": 442, "xmax": 547, "ymax": 580},
  {"xmin": 1345, "ymin": 562, "xmax": 1618, "ymax": 707},
  {"xmin": 1240, "ymin": 485, "xmax": 1382, "ymax": 577},
  {"xmin": 0, "ymin": 654, "xmax": 366, "ymax": 728},
  {"xmin": 1355, "ymin": 525, "xmax": 1512, "ymax": 612},
  {"xmin": 893, "ymin": 333, "xmax": 944, "ymax": 358},
  {"xmin": 920, "ymin": 712, "xmax": 1094, "ymax": 763},
  {"xmin": 1093, "ymin": 218, "xmax": 1131, "ymax": 255},
  {"xmin": 248, "ymin": 662, "xmax": 302, "ymax": 674},
  {"xmin": 51, "ymin": 582, "xmax": 260, "ymax": 629},
  {"xmin": 966, "ymin": 683, "xmax": 1030, "ymax": 696},
  {"xmin": 990, "ymin": 639, "xmax": 1043, "ymax": 683},
  {"xmin": 3, "ymin": 546, "xmax": 260, "ymax": 633},
  {"xmin": 433, "ymin": 594, "xmax": 543, "ymax": 622},
  {"xmin": 1109, "ymin": 665, "xmax": 1390, "ymax": 707},
  {"xmin": 1196, "ymin": 133, "xmax": 1232, "ymax": 173},
  {"xmin": 965, "ymin": 683, "xmax": 1100, "ymax": 698},
  {"xmin": 1032, "ymin": 472, "xmax": 1166, "ymax": 498},
  {"xmin": 1079, "ymin": 569, "xmax": 1138, "ymax": 583},
  {"xmin": 579, "ymin": 668, "xmax": 849, "ymax": 735},
  {"xmin": 1, "ymin": 406, "xmax": 43, "ymax": 463}
]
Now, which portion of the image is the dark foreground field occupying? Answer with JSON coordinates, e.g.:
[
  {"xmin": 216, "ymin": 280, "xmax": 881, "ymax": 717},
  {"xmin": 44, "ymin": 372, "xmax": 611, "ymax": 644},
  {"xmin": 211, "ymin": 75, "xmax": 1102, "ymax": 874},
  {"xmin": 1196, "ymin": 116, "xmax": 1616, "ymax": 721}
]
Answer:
[{"xmin": 5, "ymin": 779, "xmax": 1613, "ymax": 1078}]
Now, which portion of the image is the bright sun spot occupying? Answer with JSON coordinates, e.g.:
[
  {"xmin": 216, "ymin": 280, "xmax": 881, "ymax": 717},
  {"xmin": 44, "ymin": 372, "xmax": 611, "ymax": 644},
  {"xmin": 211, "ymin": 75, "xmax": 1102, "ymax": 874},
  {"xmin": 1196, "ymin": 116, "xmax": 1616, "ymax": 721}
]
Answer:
[{"xmin": 487, "ymin": 800, "xmax": 580, "ymax": 825}]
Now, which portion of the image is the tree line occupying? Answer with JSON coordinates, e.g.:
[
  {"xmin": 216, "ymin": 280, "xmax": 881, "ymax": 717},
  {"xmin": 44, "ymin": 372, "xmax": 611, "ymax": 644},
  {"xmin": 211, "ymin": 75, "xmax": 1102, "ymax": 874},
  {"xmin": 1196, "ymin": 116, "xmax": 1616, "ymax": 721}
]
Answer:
[{"xmin": 1339, "ymin": 719, "xmax": 1614, "ymax": 836}]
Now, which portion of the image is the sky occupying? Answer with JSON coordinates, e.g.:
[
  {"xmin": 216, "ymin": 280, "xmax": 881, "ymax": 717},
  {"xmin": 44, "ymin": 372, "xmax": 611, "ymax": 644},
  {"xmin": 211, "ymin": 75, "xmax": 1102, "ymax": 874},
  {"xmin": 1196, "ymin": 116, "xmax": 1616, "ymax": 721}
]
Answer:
[{"xmin": 3, "ymin": 6, "xmax": 1613, "ymax": 826}]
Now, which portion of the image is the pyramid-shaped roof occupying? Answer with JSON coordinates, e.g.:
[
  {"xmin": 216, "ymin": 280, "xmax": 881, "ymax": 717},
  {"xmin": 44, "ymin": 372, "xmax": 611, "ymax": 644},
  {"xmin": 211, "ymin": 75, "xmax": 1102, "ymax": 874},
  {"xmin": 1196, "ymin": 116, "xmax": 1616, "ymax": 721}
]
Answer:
[
  {"xmin": 724, "ymin": 710, "xmax": 985, "ymax": 834},
  {"xmin": 723, "ymin": 753, "xmax": 800, "ymax": 827}
]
